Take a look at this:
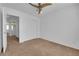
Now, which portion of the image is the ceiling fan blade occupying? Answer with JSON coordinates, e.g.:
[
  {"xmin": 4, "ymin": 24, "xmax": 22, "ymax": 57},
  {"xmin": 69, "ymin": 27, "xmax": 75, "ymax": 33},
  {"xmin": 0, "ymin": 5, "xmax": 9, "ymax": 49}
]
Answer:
[
  {"xmin": 29, "ymin": 3, "xmax": 39, "ymax": 8},
  {"xmin": 41, "ymin": 3, "xmax": 52, "ymax": 8}
]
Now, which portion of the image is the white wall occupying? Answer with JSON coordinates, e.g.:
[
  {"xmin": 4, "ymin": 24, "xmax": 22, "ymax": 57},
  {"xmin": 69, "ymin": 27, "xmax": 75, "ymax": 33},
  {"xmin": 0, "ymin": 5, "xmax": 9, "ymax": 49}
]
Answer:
[
  {"xmin": 19, "ymin": 14, "xmax": 40, "ymax": 42},
  {"xmin": 2, "ymin": 3, "xmax": 79, "ymax": 50},
  {"xmin": 3, "ymin": 7, "xmax": 40, "ymax": 43},
  {"xmin": 40, "ymin": 4, "xmax": 79, "ymax": 49}
]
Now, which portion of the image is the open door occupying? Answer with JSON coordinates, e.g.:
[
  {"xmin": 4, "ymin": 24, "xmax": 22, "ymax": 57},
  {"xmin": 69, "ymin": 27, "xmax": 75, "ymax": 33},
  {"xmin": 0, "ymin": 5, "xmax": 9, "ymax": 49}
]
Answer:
[
  {"xmin": 2, "ymin": 8, "xmax": 20, "ymax": 53},
  {"xmin": 2, "ymin": 10, "xmax": 7, "ymax": 53}
]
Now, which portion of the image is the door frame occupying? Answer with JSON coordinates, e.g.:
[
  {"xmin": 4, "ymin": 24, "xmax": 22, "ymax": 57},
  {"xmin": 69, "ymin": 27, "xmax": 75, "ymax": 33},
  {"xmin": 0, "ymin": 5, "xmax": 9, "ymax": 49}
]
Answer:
[
  {"xmin": 2, "ymin": 12, "xmax": 20, "ymax": 53},
  {"xmin": 2, "ymin": 8, "xmax": 7, "ymax": 53}
]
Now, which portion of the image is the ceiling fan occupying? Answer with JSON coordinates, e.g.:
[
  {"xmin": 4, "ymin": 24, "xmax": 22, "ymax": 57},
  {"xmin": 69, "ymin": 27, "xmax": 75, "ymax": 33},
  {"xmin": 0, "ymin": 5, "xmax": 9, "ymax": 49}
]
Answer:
[{"xmin": 29, "ymin": 3, "xmax": 52, "ymax": 15}]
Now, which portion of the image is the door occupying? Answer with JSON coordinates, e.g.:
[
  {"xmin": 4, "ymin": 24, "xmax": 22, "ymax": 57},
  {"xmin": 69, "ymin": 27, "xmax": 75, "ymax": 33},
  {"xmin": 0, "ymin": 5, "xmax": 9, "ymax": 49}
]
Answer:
[{"xmin": 3, "ymin": 10, "xmax": 7, "ymax": 53}]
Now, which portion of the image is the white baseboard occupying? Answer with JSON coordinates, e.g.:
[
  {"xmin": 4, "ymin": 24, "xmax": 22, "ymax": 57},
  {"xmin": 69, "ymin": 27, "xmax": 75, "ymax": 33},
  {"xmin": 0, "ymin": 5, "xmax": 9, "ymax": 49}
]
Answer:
[
  {"xmin": 19, "ymin": 36, "xmax": 40, "ymax": 43},
  {"xmin": 40, "ymin": 37, "xmax": 79, "ymax": 50},
  {"xmin": 19, "ymin": 36, "xmax": 79, "ymax": 50}
]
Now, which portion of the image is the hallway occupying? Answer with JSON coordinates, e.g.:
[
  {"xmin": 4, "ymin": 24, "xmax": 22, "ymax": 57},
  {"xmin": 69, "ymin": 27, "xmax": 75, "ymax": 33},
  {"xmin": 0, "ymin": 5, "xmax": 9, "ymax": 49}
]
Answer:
[{"xmin": 0, "ymin": 36, "xmax": 79, "ymax": 56}]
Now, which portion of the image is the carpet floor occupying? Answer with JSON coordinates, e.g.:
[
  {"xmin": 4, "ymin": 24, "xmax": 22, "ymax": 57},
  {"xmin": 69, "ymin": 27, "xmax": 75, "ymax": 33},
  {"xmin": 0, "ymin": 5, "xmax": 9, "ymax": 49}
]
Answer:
[{"xmin": 0, "ymin": 36, "xmax": 79, "ymax": 56}]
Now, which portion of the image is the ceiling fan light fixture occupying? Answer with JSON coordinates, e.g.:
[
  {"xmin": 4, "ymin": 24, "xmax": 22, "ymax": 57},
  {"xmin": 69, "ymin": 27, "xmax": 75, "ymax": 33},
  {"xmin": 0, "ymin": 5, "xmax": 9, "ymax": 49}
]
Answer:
[{"xmin": 29, "ymin": 3, "xmax": 52, "ymax": 15}]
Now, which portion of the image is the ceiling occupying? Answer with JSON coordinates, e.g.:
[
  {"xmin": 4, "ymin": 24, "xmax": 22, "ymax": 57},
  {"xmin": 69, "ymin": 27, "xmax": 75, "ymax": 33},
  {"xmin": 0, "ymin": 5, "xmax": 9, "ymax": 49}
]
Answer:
[{"xmin": 0, "ymin": 3, "xmax": 77, "ymax": 16}]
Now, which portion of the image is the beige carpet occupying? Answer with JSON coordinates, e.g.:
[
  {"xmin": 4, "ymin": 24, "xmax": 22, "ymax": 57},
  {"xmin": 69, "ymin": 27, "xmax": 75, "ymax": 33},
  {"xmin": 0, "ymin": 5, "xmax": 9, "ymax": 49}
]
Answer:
[{"xmin": 0, "ymin": 36, "xmax": 79, "ymax": 56}]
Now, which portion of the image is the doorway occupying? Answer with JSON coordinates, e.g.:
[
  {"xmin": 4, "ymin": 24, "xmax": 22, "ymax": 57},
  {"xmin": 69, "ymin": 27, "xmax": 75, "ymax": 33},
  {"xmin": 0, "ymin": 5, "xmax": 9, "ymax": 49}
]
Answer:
[{"xmin": 6, "ymin": 15, "xmax": 19, "ymax": 52}]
